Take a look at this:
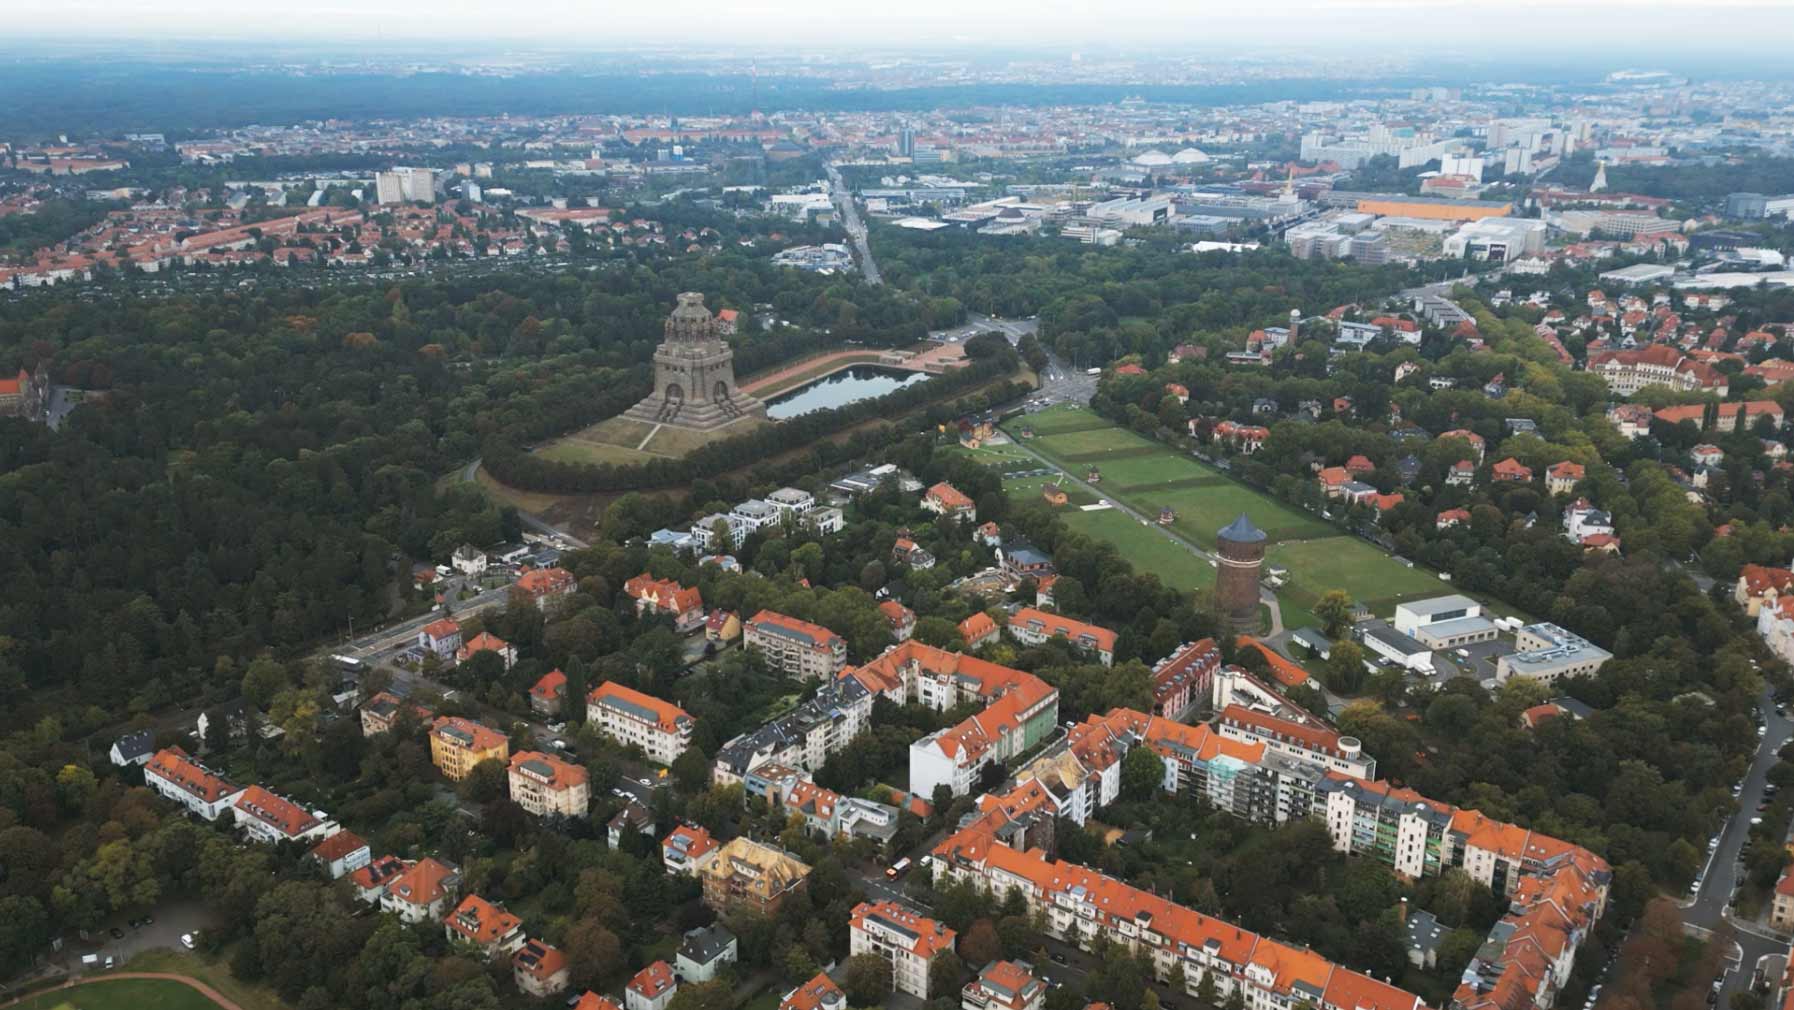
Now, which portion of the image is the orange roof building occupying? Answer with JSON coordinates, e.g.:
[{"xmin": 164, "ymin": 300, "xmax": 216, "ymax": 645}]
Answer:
[
  {"xmin": 586, "ymin": 681, "xmax": 694, "ymax": 765},
  {"xmin": 849, "ymin": 901, "xmax": 958, "ymax": 999},
  {"xmin": 922, "ymin": 481, "xmax": 977, "ymax": 519},
  {"xmin": 231, "ymin": 784, "xmax": 328, "ymax": 844},
  {"xmin": 429, "ymin": 717, "xmax": 511, "ymax": 782},
  {"xmin": 143, "ymin": 746, "xmax": 242, "ymax": 820},
  {"xmin": 1006, "ymin": 607, "xmax": 1117, "ymax": 664},
  {"xmin": 445, "ymin": 895, "xmax": 525, "ymax": 956},
  {"xmin": 780, "ymin": 973, "xmax": 845, "ymax": 1010},
  {"xmin": 959, "ymin": 611, "xmax": 999, "ymax": 649}
]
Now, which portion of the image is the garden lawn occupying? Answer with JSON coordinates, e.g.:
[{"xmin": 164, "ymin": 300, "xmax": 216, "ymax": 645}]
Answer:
[
  {"xmin": 1269, "ymin": 536, "xmax": 1450, "ymax": 621},
  {"xmin": 1019, "ymin": 404, "xmax": 1112, "ymax": 436}
]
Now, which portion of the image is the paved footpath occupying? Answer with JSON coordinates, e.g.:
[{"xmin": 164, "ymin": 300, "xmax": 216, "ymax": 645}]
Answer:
[{"xmin": 1, "ymin": 972, "xmax": 243, "ymax": 1010}]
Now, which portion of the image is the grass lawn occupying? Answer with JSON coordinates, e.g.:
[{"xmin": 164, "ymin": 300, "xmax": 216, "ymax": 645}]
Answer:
[
  {"xmin": 1059, "ymin": 508, "xmax": 1217, "ymax": 592},
  {"xmin": 1004, "ymin": 474, "xmax": 1099, "ymax": 507},
  {"xmin": 122, "ymin": 949, "xmax": 290, "ymax": 1010},
  {"xmin": 1003, "ymin": 404, "xmax": 1447, "ymax": 622},
  {"xmin": 9, "ymin": 980, "xmax": 226, "ymax": 1010}
]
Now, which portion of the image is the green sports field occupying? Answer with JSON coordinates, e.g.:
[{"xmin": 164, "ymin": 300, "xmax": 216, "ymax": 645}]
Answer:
[{"xmin": 1005, "ymin": 405, "xmax": 1448, "ymax": 624}]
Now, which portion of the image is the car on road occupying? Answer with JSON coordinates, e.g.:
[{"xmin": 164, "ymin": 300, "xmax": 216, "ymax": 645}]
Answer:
[
  {"xmin": 181, "ymin": 933, "xmax": 197, "ymax": 950},
  {"xmin": 1050, "ymin": 952, "xmax": 1067, "ymax": 964},
  {"xmin": 1751, "ymin": 817, "xmax": 1764, "ymax": 826},
  {"xmin": 108, "ymin": 926, "xmax": 125, "ymax": 939}
]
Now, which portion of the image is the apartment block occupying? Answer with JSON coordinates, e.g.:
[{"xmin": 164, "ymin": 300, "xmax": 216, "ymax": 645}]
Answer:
[
  {"xmin": 745, "ymin": 610, "xmax": 848, "ymax": 679},
  {"xmin": 143, "ymin": 746, "xmax": 243, "ymax": 820},
  {"xmin": 586, "ymin": 682, "xmax": 695, "ymax": 765},
  {"xmin": 700, "ymin": 838, "xmax": 811, "ymax": 916},
  {"xmin": 507, "ymin": 751, "xmax": 590, "ymax": 818},
  {"xmin": 429, "ymin": 717, "xmax": 511, "ymax": 782},
  {"xmin": 849, "ymin": 901, "xmax": 958, "ymax": 999}
]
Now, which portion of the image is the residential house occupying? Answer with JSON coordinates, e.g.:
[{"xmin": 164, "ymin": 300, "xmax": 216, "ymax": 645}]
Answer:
[
  {"xmin": 380, "ymin": 857, "xmax": 461, "ymax": 923},
  {"xmin": 514, "ymin": 940, "xmax": 570, "ymax": 999},
  {"xmin": 1772, "ymin": 870, "xmax": 1794, "ymax": 931},
  {"xmin": 1490, "ymin": 458, "xmax": 1532, "ymax": 482},
  {"xmin": 309, "ymin": 830, "xmax": 371, "ymax": 880},
  {"xmin": 850, "ymin": 901, "xmax": 958, "ymax": 999},
  {"xmin": 232, "ymin": 784, "xmax": 333, "ymax": 845},
  {"xmin": 523, "ymin": 670, "xmax": 566, "ymax": 717},
  {"xmin": 419, "ymin": 618, "xmax": 462, "ymax": 661},
  {"xmin": 627, "ymin": 961, "xmax": 678, "ymax": 1010},
  {"xmin": 430, "ymin": 717, "xmax": 511, "ymax": 782},
  {"xmin": 1438, "ymin": 429, "xmax": 1486, "ymax": 462},
  {"xmin": 781, "ymin": 974, "xmax": 846, "ymax": 1010},
  {"xmin": 662, "ymin": 824, "xmax": 720, "ymax": 877},
  {"xmin": 960, "ymin": 612, "xmax": 1000, "ymax": 650},
  {"xmin": 452, "ymin": 544, "xmax": 488, "ymax": 576},
  {"xmin": 508, "ymin": 751, "xmax": 590, "ymax": 819},
  {"xmin": 1436, "ymin": 508, "xmax": 1472, "ymax": 530},
  {"xmin": 745, "ymin": 610, "xmax": 848, "ymax": 679},
  {"xmin": 700, "ymin": 838, "xmax": 811, "ymax": 916},
  {"xmin": 1006, "ymin": 607, "xmax": 1117, "ymax": 666},
  {"xmin": 962, "ymin": 961, "xmax": 1046, "ymax": 1010},
  {"xmin": 348, "ymin": 854, "xmax": 408, "ymax": 905},
  {"xmin": 445, "ymin": 895, "xmax": 526, "ymax": 959},
  {"xmin": 922, "ymin": 482, "xmax": 977, "ymax": 521},
  {"xmin": 587, "ymin": 682, "xmax": 695, "ymax": 765},
  {"xmin": 706, "ymin": 609, "xmax": 742, "ymax": 643},
  {"xmin": 880, "ymin": 600, "xmax": 917, "ymax": 642},
  {"xmin": 608, "ymin": 799, "xmax": 657, "ymax": 849},
  {"xmin": 1692, "ymin": 444, "xmax": 1725, "ymax": 467},
  {"xmin": 1546, "ymin": 461, "xmax": 1585, "ymax": 495},
  {"xmin": 457, "ymin": 631, "xmax": 517, "ymax": 669},
  {"xmin": 361, "ymin": 691, "xmax": 431, "ymax": 736},
  {"xmin": 144, "ymin": 747, "xmax": 243, "ymax": 820},
  {"xmin": 1149, "ymin": 639, "xmax": 1220, "ymax": 720},
  {"xmin": 892, "ymin": 536, "xmax": 936, "ymax": 570},
  {"xmin": 109, "ymin": 729, "xmax": 156, "ymax": 768},
  {"xmin": 624, "ymin": 573, "xmax": 707, "ymax": 634},
  {"xmin": 514, "ymin": 566, "xmax": 577, "ymax": 609},
  {"xmin": 1736, "ymin": 564, "xmax": 1794, "ymax": 617},
  {"xmin": 1445, "ymin": 460, "xmax": 1476, "ymax": 487},
  {"xmin": 997, "ymin": 541, "xmax": 1057, "ymax": 583},
  {"xmin": 676, "ymin": 926, "xmax": 738, "ymax": 982}
]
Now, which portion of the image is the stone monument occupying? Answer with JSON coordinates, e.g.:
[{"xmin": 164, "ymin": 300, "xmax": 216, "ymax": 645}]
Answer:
[{"xmin": 623, "ymin": 292, "xmax": 765, "ymax": 431}]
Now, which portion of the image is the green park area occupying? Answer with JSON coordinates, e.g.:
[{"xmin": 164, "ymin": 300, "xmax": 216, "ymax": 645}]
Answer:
[
  {"xmin": 1001, "ymin": 405, "xmax": 1445, "ymax": 626},
  {"xmin": 11, "ymin": 979, "xmax": 228, "ymax": 1010}
]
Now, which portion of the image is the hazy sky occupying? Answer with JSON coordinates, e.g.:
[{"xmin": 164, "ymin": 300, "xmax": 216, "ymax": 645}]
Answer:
[{"xmin": 10, "ymin": 0, "xmax": 1794, "ymax": 53}]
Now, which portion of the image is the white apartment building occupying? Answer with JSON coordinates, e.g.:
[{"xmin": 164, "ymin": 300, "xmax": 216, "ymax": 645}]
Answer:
[
  {"xmin": 744, "ymin": 610, "xmax": 848, "ymax": 679},
  {"xmin": 586, "ymin": 682, "xmax": 695, "ymax": 765}
]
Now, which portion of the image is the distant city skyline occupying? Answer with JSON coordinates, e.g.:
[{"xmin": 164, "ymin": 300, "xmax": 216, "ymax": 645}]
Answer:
[{"xmin": 9, "ymin": 0, "xmax": 1794, "ymax": 57}]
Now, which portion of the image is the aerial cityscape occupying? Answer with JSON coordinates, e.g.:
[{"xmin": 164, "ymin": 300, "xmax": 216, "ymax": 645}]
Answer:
[{"xmin": 5, "ymin": 11, "xmax": 1794, "ymax": 1010}]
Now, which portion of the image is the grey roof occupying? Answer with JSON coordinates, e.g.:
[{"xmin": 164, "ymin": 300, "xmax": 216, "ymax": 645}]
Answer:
[
  {"xmin": 1406, "ymin": 908, "xmax": 1446, "ymax": 955},
  {"xmin": 112, "ymin": 729, "xmax": 155, "ymax": 761},
  {"xmin": 1361, "ymin": 622, "xmax": 1430, "ymax": 656},
  {"xmin": 1291, "ymin": 627, "xmax": 1332, "ymax": 649},
  {"xmin": 678, "ymin": 926, "xmax": 737, "ymax": 965},
  {"xmin": 1398, "ymin": 595, "xmax": 1481, "ymax": 619},
  {"xmin": 1218, "ymin": 513, "xmax": 1267, "ymax": 543}
]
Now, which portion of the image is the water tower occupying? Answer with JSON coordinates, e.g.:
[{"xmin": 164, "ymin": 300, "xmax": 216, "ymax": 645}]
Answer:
[{"xmin": 1215, "ymin": 513, "xmax": 1267, "ymax": 630}]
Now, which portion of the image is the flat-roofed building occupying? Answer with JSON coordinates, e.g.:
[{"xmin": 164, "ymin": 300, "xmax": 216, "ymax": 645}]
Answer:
[
  {"xmin": 1358, "ymin": 622, "xmax": 1433, "ymax": 672},
  {"xmin": 1496, "ymin": 623, "xmax": 1613, "ymax": 686},
  {"xmin": 1392, "ymin": 596, "xmax": 1498, "ymax": 649},
  {"xmin": 586, "ymin": 682, "xmax": 695, "ymax": 765}
]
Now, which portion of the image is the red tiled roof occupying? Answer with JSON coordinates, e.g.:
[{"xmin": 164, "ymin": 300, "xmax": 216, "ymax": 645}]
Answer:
[
  {"xmin": 432, "ymin": 716, "xmax": 508, "ymax": 753},
  {"xmin": 530, "ymin": 669, "xmax": 567, "ymax": 701},
  {"xmin": 587, "ymin": 681, "xmax": 693, "ymax": 734},
  {"xmin": 926, "ymin": 482, "xmax": 975, "ymax": 510},
  {"xmin": 446, "ymin": 894, "xmax": 521, "ymax": 945},
  {"xmin": 145, "ymin": 746, "xmax": 238, "ymax": 803},
  {"xmin": 628, "ymin": 960, "xmax": 676, "ymax": 999},
  {"xmin": 1008, "ymin": 607, "xmax": 1117, "ymax": 654},
  {"xmin": 850, "ymin": 901, "xmax": 957, "ymax": 959},
  {"xmin": 509, "ymin": 751, "xmax": 588, "ymax": 790},
  {"xmin": 310, "ymin": 830, "xmax": 367, "ymax": 863},
  {"xmin": 233, "ymin": 785, "xmax": 320, "ymax": 838},
  {"xmin": 781, "ymin": 974, "xmax": 844, "ymax": 1010}
]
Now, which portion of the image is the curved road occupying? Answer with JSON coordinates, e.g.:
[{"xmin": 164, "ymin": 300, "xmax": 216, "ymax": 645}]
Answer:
[
  {"xmin": 458, "ymin": 457, "xmax": 589, "ymax": 549},
  {"xmin": 2, "ymin": 973, "xmax": 244, "ymax": 1010}
]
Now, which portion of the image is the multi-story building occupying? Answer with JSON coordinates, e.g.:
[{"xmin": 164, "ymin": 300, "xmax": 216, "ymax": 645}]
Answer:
[
  {"xmin": 624, "ymin": 573, "xmax": 707, "ymax": 633},
  {"xmin": 1216, "ymin": 705, "xmax": 1374, "ymax": 780},
  {"xmin": 507, "ymin": 751, "xmax": 590, "ymax": 818},
  {"xmin": 922, "ymin": 482, "xmax": 977, "ymax": 521},
  {"xmin": 849, "ymin": 901, "xmax": 958, "ymax": 999},
  {"xmin": 627, "ymin": 961, "xmax": 678, "ymax": 1010},
  {"xmin": 418, "ymin": 618, "xmax": 462, "ymax": 661},
  {"xmin": 1148, "ymin": 639, "xmax": 1220, "ymax": 719},
  {"xmin": 675, "ymin": 926, "xmax": 738, "ymax": 983},
  {"xmin": 232, "ymin": 785, "xmax": 334, "ymax": 845},
  {"xmin": 586, "ymin": 682, "xmax": 695, "ymax": 765},
  {"xmin": 909, "ymin": 674, "xmax": 1061, "ymax": 799},
  {"xmin": 429, "ymin": 717, "xmax": 511, "ymax": 782},
  {"xmin": 1392, "ymin": 596, "xmax": 1498, "ymax": 650},
  {"xmin": 1736, "ymin": 564, "xmax": 1794, "ymax": 617},
  {"xmin": 745, "ymin": 610, "xmax": 848, "ymax": 679},
  {"xmin": 143, "ymin": 747, "xmax": 243, "ymax": 820},
  {"xmin": 700, "ymin": 838, "xmax": 811, "ymax": 916},
  {"xmin": 309, "ymin": 830, "xmax": 371, "ymax": 880},
  {"xmin": 961, "ymin": 961, "xmax": 1045, "ymax": 1010},
  {"xmin": 445, "ymin": 895, "xmax": 526, "ymax": 959},
  {"xmin": 514, "ymin": 566, "xmax": 577, "ymax": 609},
  {"xmin": 457, "ymin": 631, "xmax": 517, "ymax": 669},
  {"xmin": 1006, "ymin": 608, "xmax": 1117, "ymax": 666},
  {"xmin": 1588, "ymin": 345, "xmax": 1727, "ymax": 397},
  {"xmin": 712, "ymin": 676, "xmax": 873, "ymax": 785},
  {"xmin": 380, "ymin": 857, "xmax": 460, "ymax": 923},
  {"xmin": 1495, "ymin": 624, "xmax": 1613, "ymax": 686},
  {"xmin": 529, "ymin": 670, "xmax": 568, "ymax": 717},
  {"xmin": 1772, "ymin": 870, "xmax": 1794, "ymax": 931},
  {"xmin": 662, "ymin": 824, "xmax": 720, "ymax": 877},
  {"xmin": 348, "ymin": 854, "xmax": 409, "ymax": 905}
]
